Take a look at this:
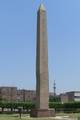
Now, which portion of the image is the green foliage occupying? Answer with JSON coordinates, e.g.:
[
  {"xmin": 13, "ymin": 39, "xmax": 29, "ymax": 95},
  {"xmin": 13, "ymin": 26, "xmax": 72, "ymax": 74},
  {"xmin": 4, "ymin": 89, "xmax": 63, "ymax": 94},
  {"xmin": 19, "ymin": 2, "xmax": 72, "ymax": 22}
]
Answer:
[
  {"xmin": 49, "ymin": 95, "xmax": 61, "ymax": 102},
  {"xmin": 0, "ymin": 101, "xmax": 35, "ymax": 113},
  {"xmin": 49, "ymin": 102, "xmax": 80, "ymax": 113},
  {"xmin": 23, "ymin": 102, "xmax": 35, "ymax": 110},
  {"xmin": 49, "ymin": 102, "xmax": 63, "ymax": 109},
  {"xmin": 0, "ymin": 101, "xmax": 80, "ymax": 113}
]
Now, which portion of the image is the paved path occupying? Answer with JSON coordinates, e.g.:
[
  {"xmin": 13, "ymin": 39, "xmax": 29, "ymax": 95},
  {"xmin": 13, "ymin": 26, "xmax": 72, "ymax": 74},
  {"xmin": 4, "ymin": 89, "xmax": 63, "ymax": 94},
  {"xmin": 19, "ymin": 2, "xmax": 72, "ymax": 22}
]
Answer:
[{"xmin": 54, "ymin": 116, "xmax": 77, "ymax": 120}]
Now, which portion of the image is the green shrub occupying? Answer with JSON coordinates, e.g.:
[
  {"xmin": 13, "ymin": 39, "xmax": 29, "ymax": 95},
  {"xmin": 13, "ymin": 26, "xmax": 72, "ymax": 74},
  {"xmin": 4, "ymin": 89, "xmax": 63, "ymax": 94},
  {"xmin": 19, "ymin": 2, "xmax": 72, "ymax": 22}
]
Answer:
[
  {"xmin": 0, "ymin": 101, "xmax": 80, "ymax": 113},
  {"xmin": 49, "ymin": 102, "xmax": 80, "ymax": 113}
]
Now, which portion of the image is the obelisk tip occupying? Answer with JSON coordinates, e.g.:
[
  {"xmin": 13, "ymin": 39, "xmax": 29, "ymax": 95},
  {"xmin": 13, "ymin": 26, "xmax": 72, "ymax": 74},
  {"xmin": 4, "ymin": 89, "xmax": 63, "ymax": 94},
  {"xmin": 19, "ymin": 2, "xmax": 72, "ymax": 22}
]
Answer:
[{"xmin": 39, "ymin": 4, "xmax": 46, "ymax": 11}]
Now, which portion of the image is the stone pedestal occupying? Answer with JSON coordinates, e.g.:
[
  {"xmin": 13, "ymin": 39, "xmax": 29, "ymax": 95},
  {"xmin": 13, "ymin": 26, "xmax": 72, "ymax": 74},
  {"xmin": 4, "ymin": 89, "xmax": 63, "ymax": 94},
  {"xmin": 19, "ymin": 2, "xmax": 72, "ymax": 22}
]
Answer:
[{"xmin": 30, "ymin": 109, "xmax": 55, "ymax": 117}]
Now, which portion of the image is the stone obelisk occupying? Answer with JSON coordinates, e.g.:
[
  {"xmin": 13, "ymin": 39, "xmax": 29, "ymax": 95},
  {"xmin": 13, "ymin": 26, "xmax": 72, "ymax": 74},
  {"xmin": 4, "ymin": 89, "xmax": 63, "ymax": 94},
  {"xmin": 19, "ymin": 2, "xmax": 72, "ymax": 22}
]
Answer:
[
  {"xmin": 30, "ymin": 4, "xmax": 55, "ymax": 117},
  {"xmin": 36, "ymin": 4, "xmax": 49, "ymax": 110}
]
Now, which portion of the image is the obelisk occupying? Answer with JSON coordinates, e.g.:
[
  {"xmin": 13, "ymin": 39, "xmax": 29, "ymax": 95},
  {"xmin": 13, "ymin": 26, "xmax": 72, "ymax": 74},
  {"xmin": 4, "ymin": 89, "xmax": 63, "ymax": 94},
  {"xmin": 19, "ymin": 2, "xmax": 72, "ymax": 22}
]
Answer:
[{"xmin": 30, "ymin": 4, "xmax": 55, "ymax": 117}]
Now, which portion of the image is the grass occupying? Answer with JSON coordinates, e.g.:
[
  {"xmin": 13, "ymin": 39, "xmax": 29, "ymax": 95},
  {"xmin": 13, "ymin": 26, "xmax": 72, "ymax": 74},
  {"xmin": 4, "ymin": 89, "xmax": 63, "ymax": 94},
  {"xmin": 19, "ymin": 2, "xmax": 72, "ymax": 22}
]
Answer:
[
  {"xmin": 0, "ymin": 114, "xmax": 55, "ymax": 120},
  {"xmin": 0, "ymin": 114, "xmax": 56, "ymax": 120},
  {"xmin": 0, "ymin": 114, "xmax": 28, "ymax": 120},
  {"xmin": 0, "ymin": 113, "xmax": 80, "ymax": 120}
]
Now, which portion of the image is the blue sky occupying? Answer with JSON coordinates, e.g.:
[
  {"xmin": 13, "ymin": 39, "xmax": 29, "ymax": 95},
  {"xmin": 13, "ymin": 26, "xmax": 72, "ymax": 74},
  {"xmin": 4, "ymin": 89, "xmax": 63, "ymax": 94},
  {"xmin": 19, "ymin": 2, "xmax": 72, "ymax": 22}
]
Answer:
[{"xmin": 0, "ymin": 0, "xmax": 80, "ymax": 94}]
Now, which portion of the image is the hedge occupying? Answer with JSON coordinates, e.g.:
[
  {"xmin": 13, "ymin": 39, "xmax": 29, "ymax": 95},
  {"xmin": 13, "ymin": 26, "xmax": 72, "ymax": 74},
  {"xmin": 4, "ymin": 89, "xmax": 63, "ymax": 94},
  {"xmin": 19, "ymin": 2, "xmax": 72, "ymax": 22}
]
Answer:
[
  {"xmin": 0, "ymin": 101, "xmax": 35, "ymax": 113},
  {"xmin": 49, "ymin": 102, "xmax": 80, "ymax": 113},
  {"xmin": 0, "ymin": 101, "xmax": 80, "ymax": 113}
]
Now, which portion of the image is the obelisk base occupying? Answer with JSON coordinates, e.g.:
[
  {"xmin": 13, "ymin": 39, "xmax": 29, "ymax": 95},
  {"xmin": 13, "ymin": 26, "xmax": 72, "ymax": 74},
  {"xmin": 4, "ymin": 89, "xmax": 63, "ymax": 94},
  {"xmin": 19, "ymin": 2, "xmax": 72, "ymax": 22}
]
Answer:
[{"xmin": 30, "ymin": 109, "xmax": 55, "ymax": 117}]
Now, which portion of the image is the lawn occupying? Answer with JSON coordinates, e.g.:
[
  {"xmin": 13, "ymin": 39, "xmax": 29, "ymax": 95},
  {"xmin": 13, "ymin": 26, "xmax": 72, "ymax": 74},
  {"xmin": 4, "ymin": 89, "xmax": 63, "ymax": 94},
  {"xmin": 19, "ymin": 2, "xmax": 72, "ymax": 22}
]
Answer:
[
  {"xmin": 0, "ymin": 114, "xmax": 56, "ymax": 120},
  {"xmin": 0, "ymin": 114, "xmax": 28, "ymax": 120},
  {"xmin": 0, "ymin": 113, "xmax": 79, "ymax": 120}
]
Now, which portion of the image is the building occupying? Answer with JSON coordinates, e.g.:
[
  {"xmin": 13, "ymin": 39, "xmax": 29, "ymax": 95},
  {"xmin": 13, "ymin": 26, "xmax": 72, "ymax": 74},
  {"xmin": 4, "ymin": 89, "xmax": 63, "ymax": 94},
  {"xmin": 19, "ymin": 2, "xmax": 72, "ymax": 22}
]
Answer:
[
  {"xmin": 0, "ymin": 87, "xmax": 17, "ymax": 102},
  {"xmin": 0, "ymin": 86, "xmax": 55, "ymax": 102},
  {"xmin": 0, "ymin": 87, "xmax": 36, "ymax": 102},
  {"xmin": 17, "ymin": 89, "xmax": 36, "ymax": 102},
  {"xmin": 60, "ymin": 91, "xmax": 80, "ymax": 103},
  {"xmin": 60, "ymin": 93, "xmax": 69, "ymax": 103}
]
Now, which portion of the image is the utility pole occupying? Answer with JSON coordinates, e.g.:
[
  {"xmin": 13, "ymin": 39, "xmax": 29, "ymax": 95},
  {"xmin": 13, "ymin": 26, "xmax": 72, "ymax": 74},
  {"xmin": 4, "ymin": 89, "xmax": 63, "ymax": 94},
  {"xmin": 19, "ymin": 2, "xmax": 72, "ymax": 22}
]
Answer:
[{"xmin": 53, "ymin": 80, "xmax": 56, "ymax": 97}]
